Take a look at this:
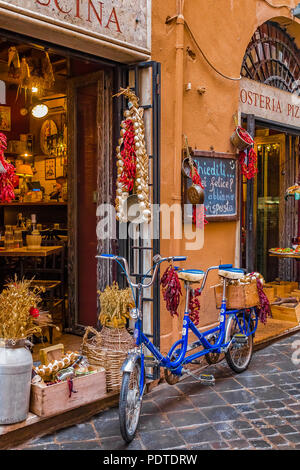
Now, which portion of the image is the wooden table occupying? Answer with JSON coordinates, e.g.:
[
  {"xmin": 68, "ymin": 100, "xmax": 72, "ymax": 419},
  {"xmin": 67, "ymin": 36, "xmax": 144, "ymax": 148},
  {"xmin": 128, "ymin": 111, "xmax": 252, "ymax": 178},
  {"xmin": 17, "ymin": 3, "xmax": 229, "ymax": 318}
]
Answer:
[
  {"xmin": 269, "ymin": 251, "xmax": 300, "ymax": 288},
  {"xmin": 0, "ymin": 246, "xmax": 63, "ymax": 277}
]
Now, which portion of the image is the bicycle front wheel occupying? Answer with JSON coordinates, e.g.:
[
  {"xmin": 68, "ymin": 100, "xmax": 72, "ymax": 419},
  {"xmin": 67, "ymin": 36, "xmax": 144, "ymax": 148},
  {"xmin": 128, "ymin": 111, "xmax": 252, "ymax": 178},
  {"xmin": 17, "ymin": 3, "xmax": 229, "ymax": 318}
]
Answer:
[
  {"xmin": 119, "ymin": 361, "xmax": 143, "ymax": 443},
  {"xmin": 225, "ymin": 312, "xmax": 254, "ymax": 373}
]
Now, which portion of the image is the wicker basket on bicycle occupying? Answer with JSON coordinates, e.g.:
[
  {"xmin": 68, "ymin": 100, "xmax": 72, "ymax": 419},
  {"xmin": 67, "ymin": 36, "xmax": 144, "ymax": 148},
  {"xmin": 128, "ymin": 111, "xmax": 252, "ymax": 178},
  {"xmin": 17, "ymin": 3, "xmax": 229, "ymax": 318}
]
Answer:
[
  {"xmin": 214, "ymin": 280, "xmax": 260, "ymax": 310},
  {"xmin": 81, "ymin": 326, "xmax": 135, "ymax": 393}
]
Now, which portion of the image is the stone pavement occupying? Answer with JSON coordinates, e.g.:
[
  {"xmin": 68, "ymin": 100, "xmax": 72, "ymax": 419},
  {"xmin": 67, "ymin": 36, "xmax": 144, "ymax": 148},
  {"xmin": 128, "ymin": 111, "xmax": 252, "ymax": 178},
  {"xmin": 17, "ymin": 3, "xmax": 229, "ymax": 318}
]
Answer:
[{"xmin": 17, "ymin": 332, "xmax": 300, "ymax": 450}]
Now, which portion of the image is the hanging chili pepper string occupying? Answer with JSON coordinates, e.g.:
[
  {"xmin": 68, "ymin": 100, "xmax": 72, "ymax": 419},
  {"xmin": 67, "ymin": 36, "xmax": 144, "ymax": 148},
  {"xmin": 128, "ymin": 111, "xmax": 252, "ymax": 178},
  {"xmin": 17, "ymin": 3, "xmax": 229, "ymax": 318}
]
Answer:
[
  {"xmin": 190, "ymin": 165, "xmax": 208, "ymax": 227},
  {"xmin": 239, "ymin": 147, "xmax": 258, "ymax": 180},
  {"xmin": 189, "ymin": 288, "xmax": 201, "ymax": 325},
  {"xmin": 160, "ymin": 265, "xmax": 182, "ymax": 318},
  {"xmin": 192, "ymin": 206, "xmax": 208, "ymax": 227},
  {"xmin": 256, "ymin": 278, "xmax": 272, "ymax": 324},
  {"xmin": 191, "ymin": 167, "xmax": 204, "ymax": 189},
  {"xmin": 119, "ymin": 120, "xmax": 137, "ymax": 192},
  {"xmin": 0, "ymin": 133, "xmax": 16, "ymax": 203}
]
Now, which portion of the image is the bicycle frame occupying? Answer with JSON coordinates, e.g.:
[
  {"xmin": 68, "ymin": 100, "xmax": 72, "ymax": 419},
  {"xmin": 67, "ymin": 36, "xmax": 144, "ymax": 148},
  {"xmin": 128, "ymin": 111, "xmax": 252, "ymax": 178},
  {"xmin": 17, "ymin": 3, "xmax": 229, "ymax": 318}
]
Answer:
[
  {"xmin": 97, "ymin": 255, "xmax": 258, "ymax": 397},
  {"xmin": 134, "ymin": 277, "xmax": 258, "ymax": 381}
]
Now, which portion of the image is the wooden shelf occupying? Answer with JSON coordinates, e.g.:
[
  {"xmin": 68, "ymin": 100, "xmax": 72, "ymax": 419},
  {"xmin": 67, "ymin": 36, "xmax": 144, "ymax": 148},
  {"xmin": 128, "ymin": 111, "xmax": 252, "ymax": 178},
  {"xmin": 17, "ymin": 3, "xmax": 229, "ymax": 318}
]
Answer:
[{"xmin": 0, "ymin": 202, "xmax": 67, "ymax": 206}]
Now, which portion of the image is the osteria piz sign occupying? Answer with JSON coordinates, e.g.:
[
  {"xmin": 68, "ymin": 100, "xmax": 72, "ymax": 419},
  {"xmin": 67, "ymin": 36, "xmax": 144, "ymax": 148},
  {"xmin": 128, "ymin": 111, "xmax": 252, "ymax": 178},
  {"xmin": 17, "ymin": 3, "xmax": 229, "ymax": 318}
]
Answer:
[
  {"xmin": 0, "ymin": 0, "xmax": 150, "ymax": 54},
  {"xmin": 239, "ymin": 77, "xmax": 300, "ymax": 128}
]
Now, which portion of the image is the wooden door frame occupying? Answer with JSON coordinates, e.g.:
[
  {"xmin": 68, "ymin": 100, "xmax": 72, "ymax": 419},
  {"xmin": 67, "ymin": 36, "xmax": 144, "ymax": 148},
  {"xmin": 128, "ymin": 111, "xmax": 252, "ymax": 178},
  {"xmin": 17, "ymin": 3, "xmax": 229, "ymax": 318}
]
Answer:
[{"xmin": 67, "ymin": 68, "xmax": 114, "ymax": 332}]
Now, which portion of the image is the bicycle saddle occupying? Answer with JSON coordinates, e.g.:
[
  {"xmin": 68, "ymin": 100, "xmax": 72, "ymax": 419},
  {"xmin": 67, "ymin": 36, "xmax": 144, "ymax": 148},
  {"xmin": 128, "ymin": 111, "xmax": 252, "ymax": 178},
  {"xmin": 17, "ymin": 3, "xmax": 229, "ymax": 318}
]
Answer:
[
  {"xmin": 218, "ymin": 267, "xmax": 245, "ymax": 280},
  {"xmin": 178, "ymin": 269, "xmax": 205, "ymax": 283}
]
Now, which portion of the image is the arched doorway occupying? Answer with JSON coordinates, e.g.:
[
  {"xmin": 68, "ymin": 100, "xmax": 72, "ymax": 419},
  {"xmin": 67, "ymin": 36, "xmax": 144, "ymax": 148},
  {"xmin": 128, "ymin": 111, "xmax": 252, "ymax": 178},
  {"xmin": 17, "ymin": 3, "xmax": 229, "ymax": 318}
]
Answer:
[{"xmin": 240, "ymin": 21, "xmax": 300, "ymax": 287}]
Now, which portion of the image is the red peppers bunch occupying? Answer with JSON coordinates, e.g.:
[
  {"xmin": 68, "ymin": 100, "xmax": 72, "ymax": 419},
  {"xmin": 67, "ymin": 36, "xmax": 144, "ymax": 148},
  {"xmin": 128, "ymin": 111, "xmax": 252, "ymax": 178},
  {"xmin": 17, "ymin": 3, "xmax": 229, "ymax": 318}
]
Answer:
[
  {"xmin": 119, "ymin": 120, "xmax": 137, "ymax": 192},
  {"xmin": 191, "ymin": 167, "xmax": 204, "ymax": 189},
  {"xmin": 160, "ymin": 265, "xmax": 182, "ymax": 318},
  {"xmin": 192, "ymin": 205, "xmax": 208, "ymax": 228},
  {"xmin": 190, "ymin": 166, "xmax": 208, "ymax": 227},
  {"xmin": 189, "ymin": 288, "xmax": 201, "ymax": 325},
  {"xmin": 239, "ymin": 148, "xmax": 258, "ymax": 180},
  {"xmin": 256, "ymin": 278, "xmax": 271, "ymax": 324},
  {"xmin": 0, "ymin": 133, "xmax": 16, "ymax": 203},
  {"xmin": 237, "ymin": 126, "xmax": 254, "ymax": 145}
]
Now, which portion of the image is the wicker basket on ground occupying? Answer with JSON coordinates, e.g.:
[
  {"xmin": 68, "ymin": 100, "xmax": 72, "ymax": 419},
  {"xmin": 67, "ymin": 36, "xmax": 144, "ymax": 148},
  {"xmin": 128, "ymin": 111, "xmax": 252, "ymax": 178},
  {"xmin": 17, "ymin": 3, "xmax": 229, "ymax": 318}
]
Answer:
[{"xmin": 81, "ymin": 326, "xmax": 135, "ymax": 393}]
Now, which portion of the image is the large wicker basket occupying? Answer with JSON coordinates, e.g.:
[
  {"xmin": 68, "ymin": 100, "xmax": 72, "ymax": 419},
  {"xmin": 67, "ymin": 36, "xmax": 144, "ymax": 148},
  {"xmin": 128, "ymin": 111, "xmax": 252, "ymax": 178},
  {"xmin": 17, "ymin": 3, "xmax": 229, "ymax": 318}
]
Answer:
[
  {"xmin": 214, "ymin": 281, "xmax": 259, "ymax": 309},
  {"xmin": 81, "ymin": 326, "xmax": 135, "ymax": 393}
]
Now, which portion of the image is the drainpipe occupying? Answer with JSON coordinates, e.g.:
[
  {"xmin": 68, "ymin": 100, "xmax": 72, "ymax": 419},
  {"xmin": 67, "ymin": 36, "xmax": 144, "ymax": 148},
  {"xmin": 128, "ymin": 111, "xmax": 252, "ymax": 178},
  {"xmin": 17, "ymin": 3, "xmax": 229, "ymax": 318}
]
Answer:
[
  {"xmin": 172, "ymin": 0, "xmax": 185, "ymax": 206},
  {"xmin": 171, "ymin": 0, "xmax": 185, "ymax": 345}
]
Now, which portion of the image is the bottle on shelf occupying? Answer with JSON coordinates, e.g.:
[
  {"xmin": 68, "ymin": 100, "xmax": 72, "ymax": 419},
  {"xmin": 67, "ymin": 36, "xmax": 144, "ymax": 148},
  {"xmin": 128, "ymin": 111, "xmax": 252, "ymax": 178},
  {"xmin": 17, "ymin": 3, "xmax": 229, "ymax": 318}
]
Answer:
[
  {"xmin": 31, "ymin": 213, "xmax": 37, "ymax": 232},
  {"xmin": 26, "ymin": 214, "xmax": 41, "ymax": 250},
  {"xmin": 17, "ymin": 213, "xmax": 25, "ymax": 229}
]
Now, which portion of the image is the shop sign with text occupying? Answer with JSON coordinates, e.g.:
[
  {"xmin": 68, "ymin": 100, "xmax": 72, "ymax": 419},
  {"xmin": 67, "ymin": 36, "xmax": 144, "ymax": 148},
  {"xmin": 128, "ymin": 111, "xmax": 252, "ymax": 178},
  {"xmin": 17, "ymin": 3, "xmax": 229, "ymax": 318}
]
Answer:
[
  {"xmin": 0, "ymin": 0, "xmax": 150, "ymax": 52},
  {"xmin": 239, "ymin": 77, "xmax": 300, "ymax": 128}
]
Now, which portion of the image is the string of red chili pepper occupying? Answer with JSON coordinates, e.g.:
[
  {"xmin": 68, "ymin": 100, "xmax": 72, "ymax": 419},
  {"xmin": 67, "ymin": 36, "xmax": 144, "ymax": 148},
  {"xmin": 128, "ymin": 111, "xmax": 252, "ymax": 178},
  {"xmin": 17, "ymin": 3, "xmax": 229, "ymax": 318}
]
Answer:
[
  {"xmin": 255, "ymin": 278, "xmax": 271, "ymax": 324},
  {"xmin": 190, "ymin": 166, "xmax": 208, "ymax": 227},
  {"xmin": 160, "ymin": 265, "xmax": 182, "ymax": 318},
  {"xmin": 239, "ymin": 148, "xmax": 258, "ymax": 180},
  {"xmin": 189, "ymin": 288, "xmax": 201, "ymax": 325},
  {"xmin": 119, "ymin": 119, "xmax": 137, "ymax": 192},
  {"xmin": 192, "ymin": 205, "xmax": 208, "ymax": 227},
  {"xmin": 0, "ymin": 133, "xmax": 16, "ymax": 203}
]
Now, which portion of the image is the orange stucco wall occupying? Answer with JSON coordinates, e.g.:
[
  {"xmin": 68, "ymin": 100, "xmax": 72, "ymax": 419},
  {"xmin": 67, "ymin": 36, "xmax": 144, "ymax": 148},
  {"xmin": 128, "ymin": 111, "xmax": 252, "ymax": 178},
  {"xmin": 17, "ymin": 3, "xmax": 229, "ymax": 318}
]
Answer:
[{"xmin": 151, "ymin": 0, "xmax": 300, "ymax": 353}]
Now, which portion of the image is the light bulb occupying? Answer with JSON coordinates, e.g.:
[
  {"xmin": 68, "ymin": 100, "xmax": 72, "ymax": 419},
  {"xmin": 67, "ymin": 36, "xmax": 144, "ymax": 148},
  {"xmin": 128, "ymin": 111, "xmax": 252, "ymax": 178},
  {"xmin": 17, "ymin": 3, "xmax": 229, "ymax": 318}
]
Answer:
[{"xmin": 31, "ymin": 103, "xmax": 48, "ymax": 119}]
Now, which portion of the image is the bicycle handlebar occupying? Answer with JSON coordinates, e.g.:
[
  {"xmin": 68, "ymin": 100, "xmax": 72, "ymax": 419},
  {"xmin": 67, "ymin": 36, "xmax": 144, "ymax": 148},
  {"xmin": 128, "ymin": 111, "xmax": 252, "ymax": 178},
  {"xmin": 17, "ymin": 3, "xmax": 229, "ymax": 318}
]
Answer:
[
  {"xmin": 96, "ymin": 254, "xmax": 187, "ymax": 289},
  {"xmin": 97, "ymin": 255, "xmax": 237, "ymax": 292}
]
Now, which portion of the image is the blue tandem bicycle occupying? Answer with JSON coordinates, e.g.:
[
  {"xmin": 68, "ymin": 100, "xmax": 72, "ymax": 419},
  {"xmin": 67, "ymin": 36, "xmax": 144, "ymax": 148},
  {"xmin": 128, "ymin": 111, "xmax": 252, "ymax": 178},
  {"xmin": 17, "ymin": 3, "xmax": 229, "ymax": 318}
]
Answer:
[{"xmin": 98, "ymin": 253, "xmax": 258, "ymax": 442}]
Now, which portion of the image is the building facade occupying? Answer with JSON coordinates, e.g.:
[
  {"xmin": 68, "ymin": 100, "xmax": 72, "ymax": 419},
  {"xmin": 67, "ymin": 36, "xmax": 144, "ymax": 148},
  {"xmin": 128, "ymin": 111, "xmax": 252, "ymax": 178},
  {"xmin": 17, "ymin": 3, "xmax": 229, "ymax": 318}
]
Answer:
[{"xmin": 0, "ymin": 0, "xmax": 299, "ymax": 361}]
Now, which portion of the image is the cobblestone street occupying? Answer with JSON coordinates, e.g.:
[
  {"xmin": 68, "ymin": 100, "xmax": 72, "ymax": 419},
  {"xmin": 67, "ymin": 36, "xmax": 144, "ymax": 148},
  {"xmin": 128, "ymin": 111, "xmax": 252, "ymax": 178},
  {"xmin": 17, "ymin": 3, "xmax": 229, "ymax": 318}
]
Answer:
[{"xmin": 18, "ymin": 332, "xmax": 300, "ymax": 450}]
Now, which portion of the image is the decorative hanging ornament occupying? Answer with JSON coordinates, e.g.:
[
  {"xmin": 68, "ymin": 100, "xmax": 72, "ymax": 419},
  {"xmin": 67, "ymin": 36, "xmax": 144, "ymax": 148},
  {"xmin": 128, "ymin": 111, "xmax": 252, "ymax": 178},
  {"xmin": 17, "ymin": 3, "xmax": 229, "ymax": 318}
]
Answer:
[{"xmin": 114, "ymin": 87, "xmax": 151, "ymax": 223}]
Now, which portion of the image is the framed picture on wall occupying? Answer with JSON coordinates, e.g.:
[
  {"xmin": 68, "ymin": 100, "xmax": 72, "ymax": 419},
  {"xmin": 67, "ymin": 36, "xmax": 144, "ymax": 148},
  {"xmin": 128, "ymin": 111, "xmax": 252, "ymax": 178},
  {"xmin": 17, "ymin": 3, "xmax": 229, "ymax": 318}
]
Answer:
[
  {"xmin": 0, "ymin": 106, "xmax": 11, "ymax": 131},
  {"xmin": 45, "ymin": 158, "xmax": 56, "ymax": 180}
]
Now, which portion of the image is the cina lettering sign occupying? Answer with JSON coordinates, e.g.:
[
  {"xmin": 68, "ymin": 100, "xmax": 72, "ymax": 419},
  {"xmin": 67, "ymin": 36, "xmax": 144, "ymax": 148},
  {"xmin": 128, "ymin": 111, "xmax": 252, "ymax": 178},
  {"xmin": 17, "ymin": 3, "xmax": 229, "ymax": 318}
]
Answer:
[
  {"xmin": 0, "ymin": 0, "xmax": 150, "ymax": 53},
  {"xmin": 239, "ymin": 77, "xmax": 300, "ymax": 128}
]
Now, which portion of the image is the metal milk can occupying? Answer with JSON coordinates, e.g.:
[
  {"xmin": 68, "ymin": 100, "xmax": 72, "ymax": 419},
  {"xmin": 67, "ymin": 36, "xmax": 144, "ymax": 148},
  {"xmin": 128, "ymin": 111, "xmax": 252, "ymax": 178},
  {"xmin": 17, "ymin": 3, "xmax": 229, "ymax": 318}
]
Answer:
[{"xmin": 0, "ymin": 339, "xmax": 33, "ymax": 424}]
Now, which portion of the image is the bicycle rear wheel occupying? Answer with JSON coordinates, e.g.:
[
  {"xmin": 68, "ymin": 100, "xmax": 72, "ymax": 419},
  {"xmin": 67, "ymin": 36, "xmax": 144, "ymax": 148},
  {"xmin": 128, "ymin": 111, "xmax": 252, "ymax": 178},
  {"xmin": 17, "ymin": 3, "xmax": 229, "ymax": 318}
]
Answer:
[
  {"xmin": 119, "ymin": 361, "xmax": 143, "ymax": 443},
  {"xmin": 225, "ymin": 311, "xmax": 254, "ymax": 373}
]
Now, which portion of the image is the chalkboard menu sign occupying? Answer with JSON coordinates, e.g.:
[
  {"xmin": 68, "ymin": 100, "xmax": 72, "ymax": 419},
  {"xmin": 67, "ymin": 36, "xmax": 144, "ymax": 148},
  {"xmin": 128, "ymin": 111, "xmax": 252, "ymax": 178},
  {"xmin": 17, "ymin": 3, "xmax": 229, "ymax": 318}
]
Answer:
[{"xmin": 183, "ymin": 151, "xmax": 239, "ymax": 222}]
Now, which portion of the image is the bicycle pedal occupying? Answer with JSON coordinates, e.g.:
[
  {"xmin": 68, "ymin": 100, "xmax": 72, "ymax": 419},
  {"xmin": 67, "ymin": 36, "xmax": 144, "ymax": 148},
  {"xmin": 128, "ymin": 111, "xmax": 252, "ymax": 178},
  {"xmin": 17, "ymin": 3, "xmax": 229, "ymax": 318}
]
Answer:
[
  {"xmin": 233, "ymin": 334, "xmax": 248, "ymax": 345},
  {"xmin": 199, "ymin": 374, "xmax": 215, "ymax": 386}
]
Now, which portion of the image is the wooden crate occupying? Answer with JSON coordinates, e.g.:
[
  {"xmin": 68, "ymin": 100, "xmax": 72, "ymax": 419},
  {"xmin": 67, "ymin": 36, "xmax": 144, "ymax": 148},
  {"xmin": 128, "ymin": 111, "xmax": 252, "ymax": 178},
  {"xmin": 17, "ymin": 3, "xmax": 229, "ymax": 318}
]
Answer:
[
  {"xmin": 291, "ymin": 290, "xmax": 300, "ymax": 301},
  {"xmin": 215, "ymin": 281, "xmax": 259, "ymax": 309},
  {"xmin": 267, "ymin": 281, "xmax": 298, "ymax": 297},
  {"xmin": 30, "ymin": 366, "xmax": 106, "ymax": 418},
  {"xmin": 271, "ymin": 303, "xmax": 300, "ymax": 323},
  {"xmin": 263, "ymin": 286, "xmax": 275, "ymax": 304}
]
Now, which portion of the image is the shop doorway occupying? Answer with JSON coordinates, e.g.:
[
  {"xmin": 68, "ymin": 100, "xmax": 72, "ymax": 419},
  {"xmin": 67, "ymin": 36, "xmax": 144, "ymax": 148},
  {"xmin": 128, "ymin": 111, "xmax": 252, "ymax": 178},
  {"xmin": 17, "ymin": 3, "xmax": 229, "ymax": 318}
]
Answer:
[
  {"xmin": 67, "ymin": 69, "xmax": 114, "ymax": 330},
  {"xmin": 254, "ymin": 134, "xmax": 285, "ymax": 282},
  {"xmin": 241, "ymin": 126, "xmax": 299, "ymax": 283}
]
